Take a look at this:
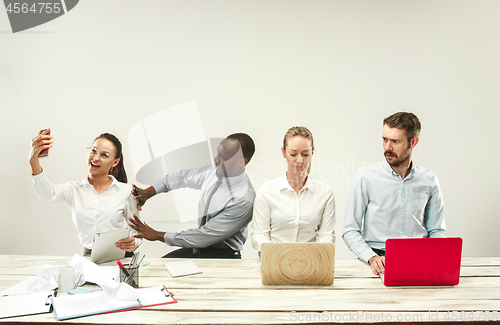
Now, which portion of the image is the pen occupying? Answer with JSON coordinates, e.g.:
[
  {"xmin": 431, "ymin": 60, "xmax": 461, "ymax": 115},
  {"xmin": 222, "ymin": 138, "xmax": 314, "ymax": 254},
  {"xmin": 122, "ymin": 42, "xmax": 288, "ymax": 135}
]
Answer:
[
  {"xmin": 137, "ymin": 254, "xmax": 145, "ymax": 267},
  {"xmin": 116, "ymin": 260, "xmax": 130, "ymax": 278},
  {"xmin": 131, "ymin": 252, "xmax": 138, "ymax": 267},
  {"xmin": 125, "ymin": 259, "xmax": 143, "ymax": 288},
  {"xmin": 126, "ymin": 255, "xmax": 144, "ymax": 282}
]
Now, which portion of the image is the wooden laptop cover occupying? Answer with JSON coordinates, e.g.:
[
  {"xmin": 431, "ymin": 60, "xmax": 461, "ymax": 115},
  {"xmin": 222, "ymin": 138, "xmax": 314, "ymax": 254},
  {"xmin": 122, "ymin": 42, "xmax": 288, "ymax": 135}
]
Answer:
[
  {"xmin": 261, "ymin": 242, "xmax": 335, "ymax": 286},
  {"xmin": 384, "ymin": 237, "xmax": 462, "ymax": 286}
]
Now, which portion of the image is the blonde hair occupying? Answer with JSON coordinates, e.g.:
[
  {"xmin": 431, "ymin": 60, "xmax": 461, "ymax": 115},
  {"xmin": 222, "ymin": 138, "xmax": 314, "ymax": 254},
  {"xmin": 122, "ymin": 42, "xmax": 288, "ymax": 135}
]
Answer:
[
  {"xmin": 283, "ymin": 126, "xmax": 314, "ymax": 151},
  {"xmin": 283, "ymin": 126, "xmax": 314, "ymax": 174}
]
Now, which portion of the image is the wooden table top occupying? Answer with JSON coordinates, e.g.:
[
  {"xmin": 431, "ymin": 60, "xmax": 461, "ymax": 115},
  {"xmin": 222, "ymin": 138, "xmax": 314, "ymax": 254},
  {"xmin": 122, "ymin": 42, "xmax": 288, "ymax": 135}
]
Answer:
[{"xmin": 1, "ymin": 255, "xmax": 499, "ymax": 324}]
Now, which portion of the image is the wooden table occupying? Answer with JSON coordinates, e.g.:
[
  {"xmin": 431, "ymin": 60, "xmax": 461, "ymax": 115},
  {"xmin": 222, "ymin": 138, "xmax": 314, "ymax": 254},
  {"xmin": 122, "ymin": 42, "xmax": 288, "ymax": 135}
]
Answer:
[{"xmin": 1, "ymin": 255, "xmax": 499, "ymax": 324}]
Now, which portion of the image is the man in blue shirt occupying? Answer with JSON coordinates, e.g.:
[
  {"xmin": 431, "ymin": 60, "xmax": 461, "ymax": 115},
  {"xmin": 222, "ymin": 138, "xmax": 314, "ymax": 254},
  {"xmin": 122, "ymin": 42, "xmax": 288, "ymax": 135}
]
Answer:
[{"xmin": 343, "ymin": 112, "xmax": 446, "ymax": 275}]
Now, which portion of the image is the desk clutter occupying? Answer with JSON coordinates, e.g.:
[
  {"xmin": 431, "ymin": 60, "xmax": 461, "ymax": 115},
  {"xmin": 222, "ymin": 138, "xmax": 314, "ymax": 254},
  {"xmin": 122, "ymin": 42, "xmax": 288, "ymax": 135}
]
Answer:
[
  {"xmin": 2, "ymin": 255, "xmax": 497, "ymax": 325},
  {"xmin": 0, "ymin": 253, "xmax": 177, "ymax": 321}
]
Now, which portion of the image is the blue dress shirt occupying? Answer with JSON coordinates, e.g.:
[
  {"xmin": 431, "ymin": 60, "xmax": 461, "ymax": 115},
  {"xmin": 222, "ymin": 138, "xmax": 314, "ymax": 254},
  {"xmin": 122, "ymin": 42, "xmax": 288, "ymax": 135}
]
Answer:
[{"xmin": 343, "ymin": 160, "xmax": 446, "ymax": 262}]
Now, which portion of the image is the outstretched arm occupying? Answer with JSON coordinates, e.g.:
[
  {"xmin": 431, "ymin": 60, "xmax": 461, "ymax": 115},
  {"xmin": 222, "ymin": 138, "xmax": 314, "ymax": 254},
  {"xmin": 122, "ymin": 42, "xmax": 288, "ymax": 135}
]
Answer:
[
  {"xmin": 162, "ymin": 200, "xmax": 253, "ymax": 248},
  {"xmin": 131, "ymin": 165, "xmax": 212, "ymax": 210}
]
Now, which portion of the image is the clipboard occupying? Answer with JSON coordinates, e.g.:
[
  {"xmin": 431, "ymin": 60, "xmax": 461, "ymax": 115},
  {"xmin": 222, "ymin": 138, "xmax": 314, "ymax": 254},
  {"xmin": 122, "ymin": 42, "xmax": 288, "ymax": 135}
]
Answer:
[
  {"xmin": 51, "ymin": 290, "xmax": 140, "ymax": 321},
  {"xmin": 103, "ymin": 285, "xmax": 177, "ymax": 314},
  {"xmin": 0, "ymin": 290, "xmax": 56, "ymax": 319},
  {"xmin": 136, "ymin": 285, "xmax": 176, "ymax": 308},
  {"xmin": 51, "ymin": 286, "xmax": 176, "ymax": 321}
]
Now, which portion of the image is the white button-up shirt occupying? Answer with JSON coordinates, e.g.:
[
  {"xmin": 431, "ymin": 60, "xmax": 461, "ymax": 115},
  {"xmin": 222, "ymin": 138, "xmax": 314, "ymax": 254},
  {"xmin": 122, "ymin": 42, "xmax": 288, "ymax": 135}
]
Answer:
[
  {"xmin": 251, "ymin": 174, "xmax": 335, "ymax": 251},
  {"xmin": 32, "ymin": 172, "xmax": 140, "ymax": 250}
]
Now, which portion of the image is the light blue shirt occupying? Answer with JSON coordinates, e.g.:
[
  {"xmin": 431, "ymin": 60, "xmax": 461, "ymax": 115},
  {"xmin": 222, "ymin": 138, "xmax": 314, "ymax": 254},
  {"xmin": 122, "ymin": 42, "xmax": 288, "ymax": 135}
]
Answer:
[{"xmin": 343, "ymin": 160, "xmax": 446, "ymax": 262}]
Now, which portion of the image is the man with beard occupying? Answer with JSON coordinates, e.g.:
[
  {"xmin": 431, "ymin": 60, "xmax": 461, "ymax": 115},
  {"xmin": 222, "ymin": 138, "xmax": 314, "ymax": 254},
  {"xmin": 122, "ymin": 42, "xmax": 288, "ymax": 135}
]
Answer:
[{"xmin": 343, "ymin": 112, "xmax": 446, "ymax": 275}]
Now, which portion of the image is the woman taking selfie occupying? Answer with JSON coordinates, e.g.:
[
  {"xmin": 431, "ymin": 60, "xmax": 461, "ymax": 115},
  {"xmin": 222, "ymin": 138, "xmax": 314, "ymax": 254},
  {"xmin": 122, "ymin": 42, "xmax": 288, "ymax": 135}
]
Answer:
[
  {"xmin": 251, "ymin": 126, "xmax": 335, "ymax": 252},
  {"xmin": 29, "ymin": 129, "xmax": 140, "ymax": 255}
]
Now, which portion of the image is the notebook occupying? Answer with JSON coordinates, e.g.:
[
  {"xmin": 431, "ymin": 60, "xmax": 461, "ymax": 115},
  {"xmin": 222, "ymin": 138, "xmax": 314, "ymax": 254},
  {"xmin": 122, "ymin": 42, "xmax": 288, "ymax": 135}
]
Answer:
[
  {"xmin": 90, "ymin": 228, "xmax": 130, "ymax": 264},
  {"xmin": 380, "ymin": 237, "xmax": 463, "ymax": 286},
  {"xmin": 164, "ymin": 260, "xmax": 202, "ymax": 278},
  {"xmin": 260, "ymin": 242, "xmax": 335, "ymax": 285}
]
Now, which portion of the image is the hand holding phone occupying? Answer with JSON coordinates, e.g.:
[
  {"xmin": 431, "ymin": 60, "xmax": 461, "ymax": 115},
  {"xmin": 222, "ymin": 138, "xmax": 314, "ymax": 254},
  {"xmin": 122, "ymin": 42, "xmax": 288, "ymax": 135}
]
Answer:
[
  {"xmin": 29, "ymin": 128, "xmax": 53, "ymax": 176},
  {"xmin": 38, "ymin": 128, "xmax": 51, "ymax": 158}
]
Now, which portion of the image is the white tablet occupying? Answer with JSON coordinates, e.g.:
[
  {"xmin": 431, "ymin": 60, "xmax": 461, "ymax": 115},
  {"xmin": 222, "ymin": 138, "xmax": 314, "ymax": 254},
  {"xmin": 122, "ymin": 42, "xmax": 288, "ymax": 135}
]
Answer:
[{"xmin": 90, "ymin": 228, "xmax": 130, "ymax": 264}]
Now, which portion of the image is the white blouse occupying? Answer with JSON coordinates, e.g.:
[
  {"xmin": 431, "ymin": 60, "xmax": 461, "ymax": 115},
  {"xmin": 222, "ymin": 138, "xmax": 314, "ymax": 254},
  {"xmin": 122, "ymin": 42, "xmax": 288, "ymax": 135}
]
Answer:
[
  {"xmin": 32, "ymin": 171, "xmax": 140, "ymax": 250},
  {"xmin": 251, "ymin": 174, "xmax": 335, "ymax": 251}
]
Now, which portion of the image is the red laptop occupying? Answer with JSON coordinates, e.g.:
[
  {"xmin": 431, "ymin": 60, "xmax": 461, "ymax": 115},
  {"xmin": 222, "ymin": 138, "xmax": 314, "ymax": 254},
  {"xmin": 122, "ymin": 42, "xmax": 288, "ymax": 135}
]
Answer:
[{"xmin": 380, "ymin": 237, "xmax": 463, "ymax": 286}]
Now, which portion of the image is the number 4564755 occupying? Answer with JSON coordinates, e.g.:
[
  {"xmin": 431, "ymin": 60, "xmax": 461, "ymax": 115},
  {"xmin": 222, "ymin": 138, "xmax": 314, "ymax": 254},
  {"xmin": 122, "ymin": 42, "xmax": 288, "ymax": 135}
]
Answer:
[{"xmin": 6, "ymin": 3, "xmax": 62, "ymax": 14}]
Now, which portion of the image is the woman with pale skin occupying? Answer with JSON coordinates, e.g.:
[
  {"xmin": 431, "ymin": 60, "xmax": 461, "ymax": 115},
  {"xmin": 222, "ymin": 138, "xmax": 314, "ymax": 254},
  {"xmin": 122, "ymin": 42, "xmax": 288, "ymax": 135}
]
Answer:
[
  {"xmin": 30, "ymin": 129, "xmax": 140, "ymax": 255},
  {"xmin": 251, "ymin": 126, "xmax": 335, "ymax": 252}
]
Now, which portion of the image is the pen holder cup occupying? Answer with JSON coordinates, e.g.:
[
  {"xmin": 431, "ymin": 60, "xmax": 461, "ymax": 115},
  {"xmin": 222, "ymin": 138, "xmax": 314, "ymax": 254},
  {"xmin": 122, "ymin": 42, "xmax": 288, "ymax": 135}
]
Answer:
[{"xmin": 120, "ymin": 264, "xmax": 139, "ymax": 288}]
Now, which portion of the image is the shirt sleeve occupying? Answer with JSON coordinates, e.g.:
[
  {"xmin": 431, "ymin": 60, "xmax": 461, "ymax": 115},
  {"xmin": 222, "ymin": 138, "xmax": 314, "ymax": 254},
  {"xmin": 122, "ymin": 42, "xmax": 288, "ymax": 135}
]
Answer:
[
  {"xmin": 163, "ymin": 199, "xmax": 253, "ymax": 249},
  {"xmin": 424, "ymin": 177, "xmax": 447, "ymax": 238},
  {"xmin": 316, "ymin": 188, "xmax": 336, "ymax": 243},
  {"xmin": 250, "ymin": 187, "xmax": 272, "ymax": 251},
  {"xmin": 153, "ymin": 165, "xmax": 211, "ymax": 194},
  {"xmin": 342, "ymin": 171, "xmax": 377, "ymax": 262},
  {"xmin": 31, "ymin": 171, "xmax": 74, "ymax": 206}
]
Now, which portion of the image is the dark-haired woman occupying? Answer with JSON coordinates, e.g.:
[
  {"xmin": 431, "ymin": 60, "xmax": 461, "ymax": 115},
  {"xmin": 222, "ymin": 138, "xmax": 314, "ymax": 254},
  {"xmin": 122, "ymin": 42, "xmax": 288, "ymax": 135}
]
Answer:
[{"xmin": 29, "ymin": 129, "xmax": 141, "ymax": 255}]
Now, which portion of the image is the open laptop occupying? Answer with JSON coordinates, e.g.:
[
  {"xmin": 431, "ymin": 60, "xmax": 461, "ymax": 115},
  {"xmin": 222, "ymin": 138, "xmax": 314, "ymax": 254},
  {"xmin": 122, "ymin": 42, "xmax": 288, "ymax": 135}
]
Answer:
[
  {"xmin": 260, "ymin": 242, "xmax": 335, "ymax": 286},
  {"xmin": 380, "ymin": 237, "xmax": 463, "ymax": 286},
  {"xmin": 90, "ymin": 228, "xmax": 130, "ymax": 264}
]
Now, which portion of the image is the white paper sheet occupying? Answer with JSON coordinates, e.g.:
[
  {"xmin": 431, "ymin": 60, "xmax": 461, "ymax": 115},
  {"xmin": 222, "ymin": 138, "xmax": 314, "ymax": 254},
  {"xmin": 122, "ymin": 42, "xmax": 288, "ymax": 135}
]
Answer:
[
  {"xmin": 1, "ymin": 264, "xmax": 58, "ymax": 296},
  {"xmin": 70, "ymin": 254, "xmax": 138, "ymax": 301}
]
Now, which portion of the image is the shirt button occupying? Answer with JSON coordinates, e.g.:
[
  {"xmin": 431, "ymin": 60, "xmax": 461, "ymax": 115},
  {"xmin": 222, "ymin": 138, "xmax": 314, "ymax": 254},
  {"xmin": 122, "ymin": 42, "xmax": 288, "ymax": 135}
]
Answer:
[
  {"xmin": 401, "ymin": 198, "xmax": 404, "ymax": 201},
  {"xmin": 401, "ymin": 215, "xmax": 404, "ymax": 217}
]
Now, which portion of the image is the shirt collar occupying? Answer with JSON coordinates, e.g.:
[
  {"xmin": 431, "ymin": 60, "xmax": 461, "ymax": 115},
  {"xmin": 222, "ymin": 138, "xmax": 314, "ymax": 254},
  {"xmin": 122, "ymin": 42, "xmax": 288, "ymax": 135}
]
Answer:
[
  {"xmin": 219, "ymin": 169, "xmax": 247, "ymax": 187},
  {"xmin": 382, "ymin": 159, "xmax": 416, "ymax": 179},
  {"xmin": 278, "ymin": 173, "xmax": 314, "ymax": 192},
  {"xmin": 81, "ymin": 175, "xmax": 119, "ymax": 187}
]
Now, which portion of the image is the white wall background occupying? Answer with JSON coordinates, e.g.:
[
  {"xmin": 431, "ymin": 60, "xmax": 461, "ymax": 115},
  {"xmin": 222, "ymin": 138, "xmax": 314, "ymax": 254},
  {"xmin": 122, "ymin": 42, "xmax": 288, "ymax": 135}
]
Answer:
[{"xmin": 1, "ymin": 0, "xmax": 499, "ymax": 259}]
